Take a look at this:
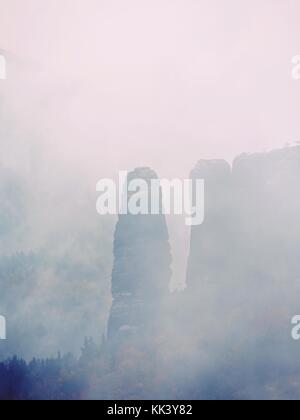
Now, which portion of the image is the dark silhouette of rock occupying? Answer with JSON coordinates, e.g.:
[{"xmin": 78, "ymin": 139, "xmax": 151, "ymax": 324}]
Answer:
[
  {"xmin": 187, "ymin": 159, "xmax": 232, "ymax": 294},
  {"xmin": 186, "ymin": 146, "xmax": 300, "ymax": 357},
  {"xmin": 107, "ymin": 168, "xmax": 172, "ymax": 343}
]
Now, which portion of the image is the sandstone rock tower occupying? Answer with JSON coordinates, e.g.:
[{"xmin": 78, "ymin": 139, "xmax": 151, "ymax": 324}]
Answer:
[
  {"xmin": 107, "ymin": 168, "xmax": 172, "ymax": 343},
  {"xmin": 186, "ymin": 147, "xmax": 300, "ymax": 351},
  {"xmin": 187, "ymin": 159, "xmax": 232, "ymax": 294}
]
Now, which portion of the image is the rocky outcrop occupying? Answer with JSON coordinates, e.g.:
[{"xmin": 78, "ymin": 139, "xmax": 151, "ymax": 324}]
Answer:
[
  {"xmin": 187, "ymin": 159, "xmax": 232, "ymax": 293},
  {"xmin": 107, "ymin": 168, "xmax": 172, "ymax": 343},
  {"xmin": 185, "ymin": 146, "xmax": 300, "ymax": 352}
]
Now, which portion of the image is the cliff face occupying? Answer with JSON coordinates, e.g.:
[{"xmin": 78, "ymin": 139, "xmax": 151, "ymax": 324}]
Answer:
[
  {"xmin": 107, "ymin": 168, "xmax": 172, "ymax": 342},
  {"xmin": 186, "ymin": 146, "xmax": 300, "ymax": 351},
  {"xmin": 231, "ymin": 147, "xmax": 300, "ymax": 283},
  {"xmin": 187, "ymin": 159, "xmax": 232, "ymax": 292}
]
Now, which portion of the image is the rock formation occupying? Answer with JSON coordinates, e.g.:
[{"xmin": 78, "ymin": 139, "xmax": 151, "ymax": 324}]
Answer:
[
  {"xmin": 187, "ymin": 159, "xmax": 232, "ymax": 293},
  {"xmin": 186, "ymin": 146, "xmax": 300, "ymax": 356},
  {"xmin": 107, "ymin": 168, "xmax": 172, "ymax": 343}
]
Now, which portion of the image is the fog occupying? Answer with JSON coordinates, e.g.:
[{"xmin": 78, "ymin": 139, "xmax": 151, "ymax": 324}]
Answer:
[
  {"xmin": 1, "ymin": 0, "xmax": 300, "ymax": 399},
  {"xmin": 1, "ymin": 0, "xmax": 300, "ymax": 289},
  {"xmin": 1, "ymin": 0, "xmax": 300, "ymax": 169}
]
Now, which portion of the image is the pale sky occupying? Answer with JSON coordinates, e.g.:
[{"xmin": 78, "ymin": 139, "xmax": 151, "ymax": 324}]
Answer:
[
  {"xmin": 1, "ymin": 0, "xmax": 300, "ymax": 289},
  {"xmin": 1, "ymin": 0, "xmax": 300, "ymax": 178}
]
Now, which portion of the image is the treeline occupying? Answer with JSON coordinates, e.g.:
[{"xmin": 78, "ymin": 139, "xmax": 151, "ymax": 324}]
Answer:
[
  {"xmin": 0, "ymin": 338, "xmax": 109, "ymax": 400},
  {"xmin": 0, "ymin": 336, "xmax": 175, "ymax": 400}
]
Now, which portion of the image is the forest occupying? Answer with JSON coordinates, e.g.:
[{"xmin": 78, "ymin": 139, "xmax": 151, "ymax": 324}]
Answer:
[{"xmin": 0, "ymin": 338, "xmax": 106, "ymax": 400}]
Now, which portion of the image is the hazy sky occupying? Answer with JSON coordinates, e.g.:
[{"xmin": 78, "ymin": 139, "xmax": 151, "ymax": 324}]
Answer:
[
  {"xmin": 1, "ymin": 0, "xmax": 300, "ymax": 289},
  {"xmin": 1, "ymin": 0, "xmax": 300, "ymax": 178}
]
